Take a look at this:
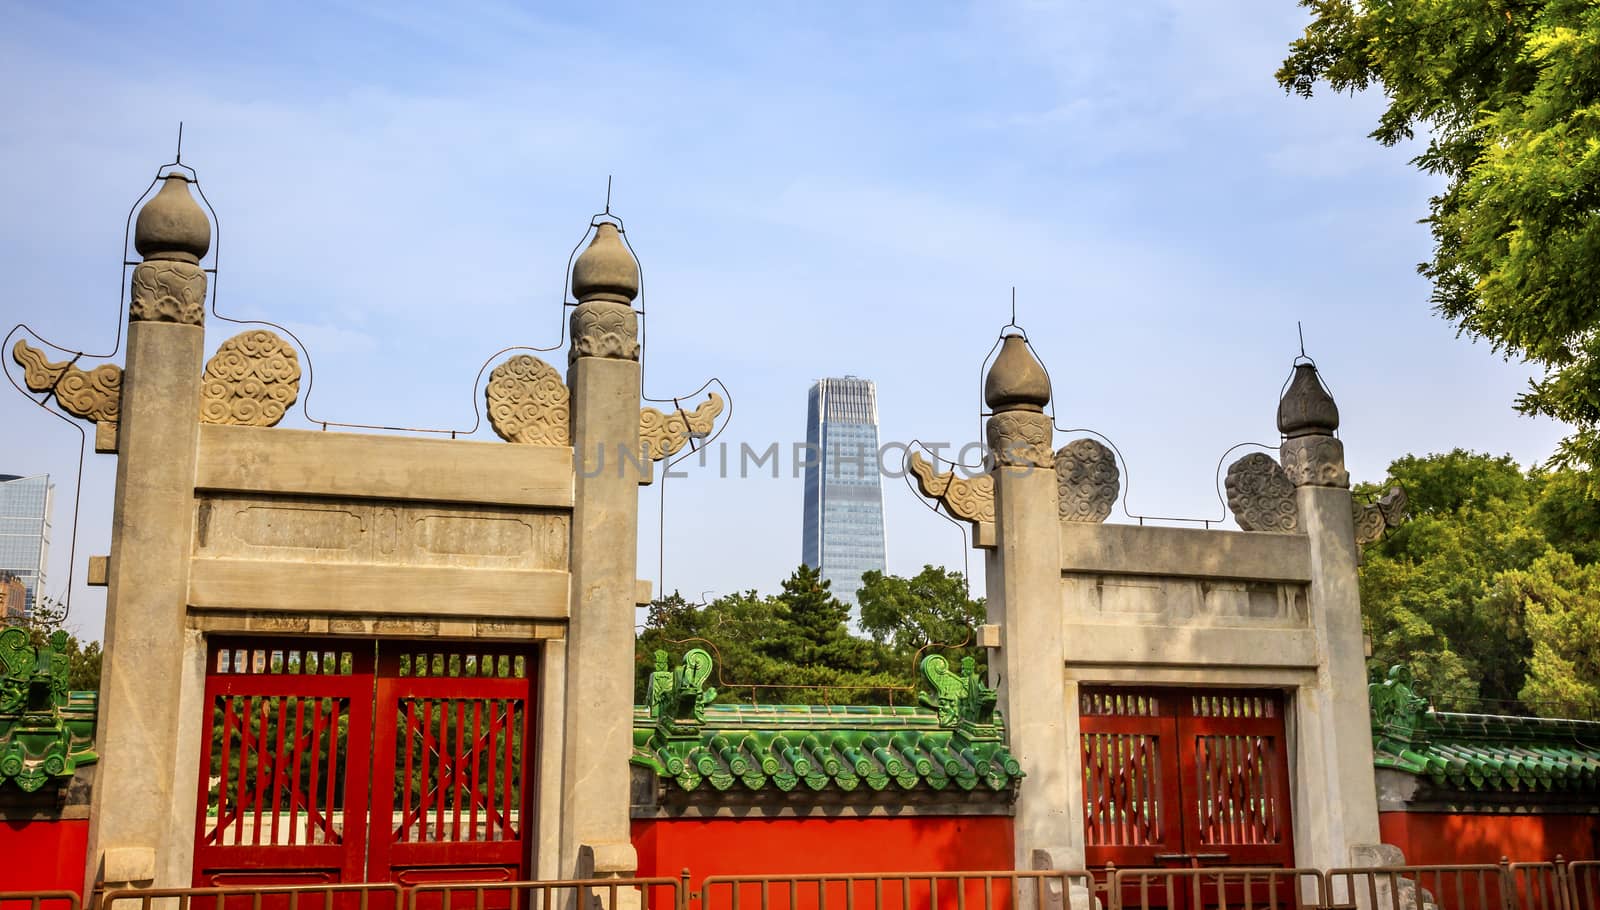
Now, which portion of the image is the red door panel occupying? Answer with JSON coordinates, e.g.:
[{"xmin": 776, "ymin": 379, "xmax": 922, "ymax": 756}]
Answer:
[
  {"xmin": 367, "ymin": 644, "xmax": 535, "ymax": 893},
  {"xmin": 194, "ymin": 638, "xmax": 536, "ymax": 894},
  {"xmin": 1080, "ymin": 687, "xmax": 1296, "ymax": 910},
  {"xmin": 193, "ymin": 640, "xmax": 374, "ymax": 887}
]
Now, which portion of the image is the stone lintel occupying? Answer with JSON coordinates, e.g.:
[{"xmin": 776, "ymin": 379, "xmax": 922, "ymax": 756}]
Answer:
[
  {"xmin": 635, "ymin": 579, "xmax": 652, "ymax": 605},
  {"xmin": 88, "ymin": 555, "xmax": 109, "ymax": 586},
  {"xmin": 1059, "ymin": 521, "xmax": 1311, "ymax": 583},
  {"xmin": 1063, "ymin": 664, "xmax": 1318, "ymax": 687},
  {"xmin": 185, "ymin": 609, "xmax": 566, "ymax": 639},
  {"xmin": 1060, "ymin": 622, "xmax": 1318, "ymax": 668},
  {"xmin": 195, "ymin": 424, "xmax": 575, "ymax": 509},
  {"xmin": 187, "ymin": 558, "xmax": 569, "ymax": 618}
]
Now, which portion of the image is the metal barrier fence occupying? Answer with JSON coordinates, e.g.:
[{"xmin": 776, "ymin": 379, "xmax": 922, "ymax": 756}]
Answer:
[
  {"xmin": 698, "ymin": 870, "xmax": 1093, "ymax": 910},
  {"xmin": 11, "ymin": 862, "xmax": 1600, "ymax": 910},
  {"xmin": 406, "ymin": 877, "xmax": 682, "ymax": 910},
  {"xmin": 0, "ymin": 893, "xmax": 83, "ymax": 910},
  {"xmin": 1104, "ymin": 865, "xmax": 1325, "ymax": 910},
  {"xmin": 100, "ymin": 884, "xmax": 404, "ymax": 910},
  {"xmin": 1327, "ymin": 863, "xmax": 1512, "ymax": 910}
]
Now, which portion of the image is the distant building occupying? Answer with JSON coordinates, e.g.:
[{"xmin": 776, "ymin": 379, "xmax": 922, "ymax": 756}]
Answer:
[
  {"xmin": 0, "ymin": 474, "xmax": 52, "ymax": 616},
  {"xmin": 0, "ymin": 573, "xmax": 24, "ymax": 620},
  {"xmin": 801, "ymin": 377, "xmax": 886, "ymax": 609}
]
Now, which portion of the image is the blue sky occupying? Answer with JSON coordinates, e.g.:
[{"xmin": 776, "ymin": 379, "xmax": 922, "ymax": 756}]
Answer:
[{"xmin": 0, "ymin": 1, "xmax": 1567, "ymax": 641}]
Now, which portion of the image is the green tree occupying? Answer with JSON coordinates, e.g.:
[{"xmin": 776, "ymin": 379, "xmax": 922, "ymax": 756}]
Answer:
[
  {"xmin": 1496, "ymin": 551, "xmax": 1600, "ymax": 716},
  {"xmin": 857, "ymin": 565, "xmax": 986, "ymax": 676},
  {"xmin": 1355, "ymin": 449, "xmax": 1600, "ymax": 714},
  {"xmin": 1279, "ymin": 1, "xmax": 1600, "ymax": 472},
  {"xmin": 635, "ymin": 566, "xmax": 951, "ymax": 706}
]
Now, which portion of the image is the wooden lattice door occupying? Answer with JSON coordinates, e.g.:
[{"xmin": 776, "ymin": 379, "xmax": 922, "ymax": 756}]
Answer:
[
  {"xmin": 194, "ymin": 638, "xmax": 535, "ymax": 890},
  {"xmin": 368, "ymin": 644, "xmax": 533, "ymax": 888},
  {"xmin": 194, "ymin": 639, "xmax": 374, "ymax": 886},
  {"xmin": 1081, "ymin": 687, "xmax": 1294, "ymax": 903}
]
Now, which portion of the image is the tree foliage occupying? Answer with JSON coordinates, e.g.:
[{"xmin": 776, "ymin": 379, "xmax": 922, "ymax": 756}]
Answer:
[
  {"xmin": 1280, "ymin": 0, "xmax": 1600, "ymax": 471},
  {"xmin": 636, "ymin": 564, "xmax": 981, "ymax": 706},
  {"xmin": 857, "ymin": 564, "xmax": 986, "ymax": 675},
  {"xmin": 1358, "ymin": 450, "xmax": 1600, "ymax": 716}
]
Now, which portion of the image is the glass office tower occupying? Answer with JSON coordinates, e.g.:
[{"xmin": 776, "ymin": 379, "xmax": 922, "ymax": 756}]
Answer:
[
  {"xmin": 0, "ymin": 474, "xmax": 52, "ymax": 616},
  {"xmin": 801, "ymin": 377, "xmax": 886, "ymax": 609}
]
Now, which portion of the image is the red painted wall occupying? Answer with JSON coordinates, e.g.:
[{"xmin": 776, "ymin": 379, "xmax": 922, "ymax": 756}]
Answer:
[
  {"xmin": 634, "ymin": 816, "xmax": 1015, "ymax": 907},
  {"xmin": 1379, "ymin": 812, "xmax": 1600, "ymax": 863},
  {"xmin": 0, "ymin": 817, "xmax": 89, "ymax": 896}
]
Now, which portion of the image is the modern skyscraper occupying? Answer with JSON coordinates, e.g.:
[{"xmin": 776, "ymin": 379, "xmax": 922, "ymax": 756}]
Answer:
[
  {"xmin": 0, "ymin": 473, "xmax": 52, "ymax": 616},
  {"xmin": 802, "ymin": 377, "xmax": 886, "ymax": 609}
]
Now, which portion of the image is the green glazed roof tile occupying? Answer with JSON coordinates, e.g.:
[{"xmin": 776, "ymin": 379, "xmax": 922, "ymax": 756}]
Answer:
[
  {"xmin": 634, "ymin": 649, "xmax": 1021, "ymax": 796},
  {"xmin": 1370, "ymin": 666, "xmax": 1600, "ymax": 794}
]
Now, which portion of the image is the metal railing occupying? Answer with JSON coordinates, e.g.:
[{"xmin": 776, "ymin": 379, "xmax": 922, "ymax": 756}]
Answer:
[
  {"xmin": 1103, "ymin": 865, "xmax": 1326, "ymax": 910},
  {"xmin": 10, "ymin": 861, "xmax": 1600, "ymax": 910},
  {"xmin": 406, "ymin": 877, "xmax": 682, "ymax": 910},
  {"xmin": 1327, "ymin": 863, "xmax": 1512, "ymax": 910},
  {"xmin": 100, "ymin": 884, "xmax": 404, "ymax": 910},
  {"xmin": 698, "ymin": 870, "xmax": 1093, "ymax": 910},
  {"xmin": 0, "ymin": 893, "xmax": 83, "ymax": 910}
]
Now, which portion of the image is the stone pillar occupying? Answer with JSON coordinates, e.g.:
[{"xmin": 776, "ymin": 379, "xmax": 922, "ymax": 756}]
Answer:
[
  {"xmin": 982, "ymin": 335, "xmax": 1078, "ymax": 874},
  {"xmin": 1278, "ymin": 362, "xmax": 1381, "ymax": 866},
  {"xmin": 560, "ymin": 222, "xmax": 643, "ymax": 880},
  {"xmin": 85, "ymin": 172, "xmax": 211, "ymax": 894}
]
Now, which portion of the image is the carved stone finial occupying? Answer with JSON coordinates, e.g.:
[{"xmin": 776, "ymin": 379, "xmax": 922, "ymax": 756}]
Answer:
[
  {"xmin": 1280, "ymin": 435, "xmax": 1349, "ymax": 489},
  {"xmin": 984, "ymin": 334, "xmax": 1050, "ymax": 412},
  {"xmin": 640, "ymin": 392, "xmax": 724, "ymax": 460},
  {"xmin": 485, "ymin": 354, "xmax": 570, "ymax": 445},
  {"xmin": 1276, "ymin": 362, "xmax": 1348, "ymax": 487},
  {"xmin": 1055, "ymin": 438, "xmax": 1118, "ymax": 522},
  {"xmin": 12, "ymin": 340, "xmax": 121, "ymax": 424},
  {"xmin": 134, "ymin": 172, "xmax": 210, "ymax": 264},
  {"xmin": 1277, "ymin": 362, "xmax": 1339, "ymax": 438},
  {"xmin": 572, "ymin": 222, "xmax": 639, "ymax": 304},
  {"xmin": 198, "ymin": 330, "xmax": 302, "ymax": 427},
  {"xmin": 1225, "ymin": 452, "xmax": 1299, "ymax": 532}
]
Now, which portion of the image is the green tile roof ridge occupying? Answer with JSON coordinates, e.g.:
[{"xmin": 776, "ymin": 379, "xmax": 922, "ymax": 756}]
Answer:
[
  {"xmin": 1370, "ymin": 666, "xmax": 1600, "ymax": 793},
  {"xmin": 634, "ymin": 648, "xmax": 1018, "ymax": 796}
]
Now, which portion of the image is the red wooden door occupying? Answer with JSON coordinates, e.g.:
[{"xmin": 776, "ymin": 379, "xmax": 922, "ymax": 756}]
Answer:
[
  {"xmin": 368, "ymin": 644, "xmax": 534, "ymax": 890},
  {"xmin": 1081, "ymin": 688, "xmax": 1295, "ymax": 908},
  {"xmin": 194, "ymin": 638, "xmax": 535, "ymax": 893},
  {"xmin": 194, "ymin": 640, "xmax": 374, "ymax": 887}
]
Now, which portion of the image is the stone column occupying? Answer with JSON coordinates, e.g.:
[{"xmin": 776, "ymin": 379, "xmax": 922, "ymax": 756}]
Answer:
[
  {"xmin": 1277, "ymin": 362, "xmax": 1381, "ymax": 866},
  {"xmin": 982, "ymin": 335, "xmax": 1078, "ymax": 874},
  {"xmin": 85, "ymin": 172, "xmax": 211, "ymax": 894},
  {"xmin": 560, "ymin": 222, "xmax": 643, "ymax": 880}
]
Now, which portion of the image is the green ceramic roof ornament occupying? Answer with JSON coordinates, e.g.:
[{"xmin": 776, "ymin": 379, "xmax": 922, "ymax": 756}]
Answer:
[{"xmin": 0, "ymin": 626, "xmax": 98, "ymax": 792}]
